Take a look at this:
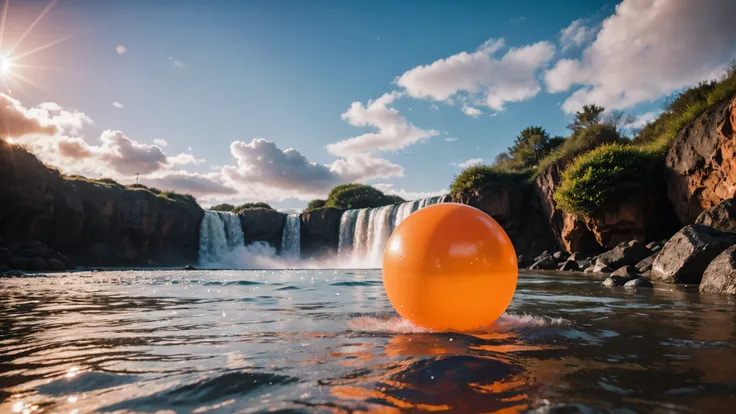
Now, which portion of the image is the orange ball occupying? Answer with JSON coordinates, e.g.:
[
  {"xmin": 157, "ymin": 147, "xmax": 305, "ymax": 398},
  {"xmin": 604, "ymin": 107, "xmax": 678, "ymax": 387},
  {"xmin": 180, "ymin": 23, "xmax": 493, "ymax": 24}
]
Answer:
[{"xmin": 382, "ymin": 203, "xmax": 518, "ymax": 331}]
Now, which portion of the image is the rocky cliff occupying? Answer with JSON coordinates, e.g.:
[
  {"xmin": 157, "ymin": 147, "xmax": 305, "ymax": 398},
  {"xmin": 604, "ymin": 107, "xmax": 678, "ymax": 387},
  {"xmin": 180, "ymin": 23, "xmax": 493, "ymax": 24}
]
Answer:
[
  {"xmin": 666, "ymin": 95, "xmax": 736, "ymax": 224},
  {"xmin": 240, "ymin": 208, "xmax": 286, "ymax": 248},
  {"xmin": 300, "ymin": 208, "xmax": 343, "ymax": 259},
  {"xmin": 452, "ymin": 182, "xmax": 556, "ymax": 256},
  {"xmin": 0, "ymin": 141, "xmax": 203, "ymax": 266}
]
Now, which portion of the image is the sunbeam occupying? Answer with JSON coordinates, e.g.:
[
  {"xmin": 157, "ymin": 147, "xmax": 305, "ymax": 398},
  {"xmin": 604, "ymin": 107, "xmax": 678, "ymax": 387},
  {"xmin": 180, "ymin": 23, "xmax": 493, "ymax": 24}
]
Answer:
[{"xmin": 7, "ymin": 0, "xmax": 57, "ymax": 56}]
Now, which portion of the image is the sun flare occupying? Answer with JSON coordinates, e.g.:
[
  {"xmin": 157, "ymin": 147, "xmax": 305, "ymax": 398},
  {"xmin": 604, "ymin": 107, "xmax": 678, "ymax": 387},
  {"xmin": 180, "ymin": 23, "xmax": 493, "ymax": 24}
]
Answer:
[{"xmin": 0, "ymin": 54, "xmax": 12, "ymax": 76}]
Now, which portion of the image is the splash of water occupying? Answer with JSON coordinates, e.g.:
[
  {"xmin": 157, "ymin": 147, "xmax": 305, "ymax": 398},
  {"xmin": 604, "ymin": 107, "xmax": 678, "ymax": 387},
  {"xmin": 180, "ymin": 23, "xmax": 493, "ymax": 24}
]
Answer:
[{"xmin": 347, "ymin": 313, "xmax": 569, "ymax": 334}]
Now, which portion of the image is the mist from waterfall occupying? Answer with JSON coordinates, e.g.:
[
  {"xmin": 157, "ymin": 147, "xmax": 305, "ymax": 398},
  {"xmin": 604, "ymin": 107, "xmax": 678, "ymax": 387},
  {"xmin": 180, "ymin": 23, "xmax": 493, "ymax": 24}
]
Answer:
[
  {"xmin": 337, "ymin": 194, "xmax": 450, "ymax": 268},
  {"xmin": 280, "ymin": 215, "xmax": 301, "ymax": 260}
]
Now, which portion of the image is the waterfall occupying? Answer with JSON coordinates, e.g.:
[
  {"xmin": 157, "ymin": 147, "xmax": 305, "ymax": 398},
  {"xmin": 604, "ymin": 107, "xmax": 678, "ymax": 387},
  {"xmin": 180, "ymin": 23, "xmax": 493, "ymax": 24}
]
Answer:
[
  {"xmin": 280, "ymin": 215, "xmax": 301, "ymax": 259},
  {"xmin": 337, "ymin": 195, "xmax": 448, "ymax": 267},
  {"xmin": 198, "ymin": 211, "xmax": 245, "ymax": 265}
]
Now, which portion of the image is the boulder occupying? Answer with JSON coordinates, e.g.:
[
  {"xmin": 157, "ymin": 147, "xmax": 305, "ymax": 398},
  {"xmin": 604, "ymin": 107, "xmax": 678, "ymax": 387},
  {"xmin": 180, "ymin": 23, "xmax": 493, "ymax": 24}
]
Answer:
[
  {"xmin": 665, "ymin": 94, "xmax": 736, "ymax": 224},
  {"xmin": 569, "ymin": 252, "xmax": 588, "ymax": 261},
  {"xmin": 610, "ymin": 265, "xmax": 639, "ymax": 279},
  {"xmin": 183, "ymin": 265, "xmax": 197, "ymax": 271},
  {"xmin": 585, "ymin": 263, "xmax": 613, "ymax": 273},
  {"xmin": 624, "ymin": 278, "xmax": 654, "ymax": 288},
  {"xmin": 699, "ymin": 245, "xmax": 736, "ymax": 295},
  {"xmin": 594, "ymin": 240, "xmax": 652, "ymax": 270},
  {"xmin": 28, "ymin": 257, "xmax": 49, "ymax": 271},
  {"xmin": 552, "ymin": 251, "xmax": 569, "ymax": 261},
  {"xmin": 47, "ymin": 258, "xmax": 66, "ymax": 271},
  {"xmin": 8, "ymin": 256, "xmax": 28, "ymax": 270},
  {"xmin": 602, "ymin": 276, "xmax": 631, "ymax": 287},
  {"xmin": 558, "ymin": 260, "xmax": 579, "ymax": 272},
  {"xmin": 576, "ymin": 259, "xmax": 592, "ymax": 271},
  {"xmin": 635, "ymin": 254, "xmax": 658, "ymax": 273},
  {"xmin": 695, "ymin": 197, "xmax": 736, "ymax": 233},
  {"xmin": 529, "ymin": 255, "xmax": 557, "ymax": 270},
  {"xmin": 651, "ymin": 225, "xmax": 736, "ymax": 284}
]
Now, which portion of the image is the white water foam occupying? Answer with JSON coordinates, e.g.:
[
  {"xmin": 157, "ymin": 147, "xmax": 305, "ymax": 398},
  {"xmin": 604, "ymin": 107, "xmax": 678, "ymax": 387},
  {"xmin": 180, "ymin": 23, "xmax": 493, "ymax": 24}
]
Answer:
[{"xmin": 347, "ymin": 313, "xmax": 569, "ymax": 334}]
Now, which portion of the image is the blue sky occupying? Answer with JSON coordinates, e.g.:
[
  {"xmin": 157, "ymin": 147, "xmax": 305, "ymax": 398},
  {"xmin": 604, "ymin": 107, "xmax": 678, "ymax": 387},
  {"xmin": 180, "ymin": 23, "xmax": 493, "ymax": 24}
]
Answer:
[{"xmin": 3, "ymin": 0, "xmax": 735, "ymax": 211}]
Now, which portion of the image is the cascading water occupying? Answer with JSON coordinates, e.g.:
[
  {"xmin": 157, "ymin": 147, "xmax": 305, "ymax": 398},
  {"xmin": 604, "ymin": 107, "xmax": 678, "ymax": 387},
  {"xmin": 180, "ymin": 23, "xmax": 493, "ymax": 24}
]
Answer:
[
  {"xmin": 198, "ymin": 210, "xmax": 245, "ymax": 265},
  {"xmin": 338, "ymin": 195, "xmax": 449, "ymax": 267},
  {"xmin": 280, "ymin": 215, "xmax": 301, "ymax": 260}
]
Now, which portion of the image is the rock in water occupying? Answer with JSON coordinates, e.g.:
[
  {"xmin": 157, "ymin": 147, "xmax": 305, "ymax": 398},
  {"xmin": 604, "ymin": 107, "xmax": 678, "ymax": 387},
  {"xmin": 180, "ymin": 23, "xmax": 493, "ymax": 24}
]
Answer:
[
  {"xmin": 635, "ymin": 254, "xmax": 658, "ymax": 273},
  {"xmin": 553, "ymin": 251, "xmax": 569, "ymax": 261},
  {"xmin": 183, "ymin": 265, "xmax": 197, "ymax": 271},
  {"xmin": 595, "ymin": 240, "xmax": 651, "ymax": 270},
  {"xmin": 651, "ymin": 225, "xmax": 736, "ymax": 284},
  {"xmin": 602, "ymin": 276, "xmax": 630, "ymax": 287},
  {"xmin": 517, "ymin": 255, "xmax": 532, "ymax": 268},
  {"xmin": 611, "ymin": 265, "xmax": 639, "ymax": 279},
  {"xmin": 695, "ymin": 197, "xmax": 736, "ymax": 233},
  {"xmin": 569, "ymin": 252, "xmax": 588, "ymax": 261},
  {"xmin": 559, "ymin": 260, "xmax": 579, "ymax": 271},
  {"xmin": 624, "ymin": 278, "xmax": 654, "ymax": 288},
  {"xmin": 529, "ymin": 255, "xmax": 557, "ymax": 270},
  {"xmin": 47, "ymin": 258, "xmax": 66, "ymax": 271},
  {"xmin": 699, "ymin": 246, "xmax": 736, "ymax": 295},
  {"xmin": 28, "ymin": 257, "xmax": 49, "ymax": 271}
]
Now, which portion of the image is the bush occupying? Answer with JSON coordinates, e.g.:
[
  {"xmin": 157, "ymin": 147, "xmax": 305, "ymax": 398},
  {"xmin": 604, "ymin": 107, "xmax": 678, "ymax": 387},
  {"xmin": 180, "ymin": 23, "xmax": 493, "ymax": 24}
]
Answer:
[
  {"xmin": 305, "ymin": 199, "xmax": 326, "ymax": 211},
  {"xmin": 210, "ymin": 203, "xmax": 235, "ymax": 212},
  {"xmin": 325, "ymin": 184, "xmax": 404, "ymax": 209},
  {"xmin": 233, "ymin": 202, "xmax": 273, "ymax": 213},
  {"xmin": 536, "ymin": 122, "xmax": 624, "ymax": 175},
  {"xmin": 450, "ymin": 164, "xmax": 532, "ymax": 195},
  {"xmin": 554, "ymin": 143, "xmax": 663, "ymax": 216}
]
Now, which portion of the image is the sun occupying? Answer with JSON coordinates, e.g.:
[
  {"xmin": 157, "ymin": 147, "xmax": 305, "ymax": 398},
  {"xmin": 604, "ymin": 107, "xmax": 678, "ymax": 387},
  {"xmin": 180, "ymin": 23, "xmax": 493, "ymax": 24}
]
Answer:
[{"xmin": 0, "ymin": 54, "xmax": 12, "ymax": 76}]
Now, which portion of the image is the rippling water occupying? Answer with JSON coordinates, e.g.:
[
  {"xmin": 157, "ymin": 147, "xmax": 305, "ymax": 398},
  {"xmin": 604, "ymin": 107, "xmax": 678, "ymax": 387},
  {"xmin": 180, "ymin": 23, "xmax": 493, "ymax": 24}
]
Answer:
[{"xmin": 2, "ymin": 270, "xmax": 736, "ymax": 413}]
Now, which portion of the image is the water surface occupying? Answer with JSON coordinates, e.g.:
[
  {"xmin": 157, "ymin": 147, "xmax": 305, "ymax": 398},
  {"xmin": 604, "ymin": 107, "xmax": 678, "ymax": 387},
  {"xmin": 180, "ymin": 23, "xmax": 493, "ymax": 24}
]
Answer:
[{"xmin": 1, "ymin": 270, "xmax": 736, "ymax": 413}]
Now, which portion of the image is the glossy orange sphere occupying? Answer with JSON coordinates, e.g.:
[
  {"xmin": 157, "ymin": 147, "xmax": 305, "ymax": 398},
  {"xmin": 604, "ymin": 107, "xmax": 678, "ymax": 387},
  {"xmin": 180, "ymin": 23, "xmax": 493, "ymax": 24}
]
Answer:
[{"xmin": 382, "ymin": 203, "xmax": 518, "ymax": 331}]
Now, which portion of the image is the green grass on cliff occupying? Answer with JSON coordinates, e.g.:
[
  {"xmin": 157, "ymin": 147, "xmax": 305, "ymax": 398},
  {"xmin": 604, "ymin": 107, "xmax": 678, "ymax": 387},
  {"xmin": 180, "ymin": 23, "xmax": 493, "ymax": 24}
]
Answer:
[
  {"xmin": 450, "ymin": 165, "xmax": 532, "ymax": 194},
  {"xmin": 325, "ymin": 184, "xmax": 404, "ymax": 210},
  {"xmin": 232, "ymin": 202, "xmax": 274, "ymax": 213}
]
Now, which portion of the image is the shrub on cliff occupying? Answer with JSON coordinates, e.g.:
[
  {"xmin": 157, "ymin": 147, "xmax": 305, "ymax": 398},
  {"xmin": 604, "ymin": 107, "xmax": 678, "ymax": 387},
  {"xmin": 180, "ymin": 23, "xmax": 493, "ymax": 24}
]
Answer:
[
  {"xmin": 450, "ymin": 165, "xmax": 532, "ymax": 195},
  {"xmin": 233, "ymin": 202, "xmax": 273, "ymax": 213},
  {"xmin": 536, "ymin": 122, "xmax": 624, "ymax": 174},
  {"xmin": 305, "ymin": 199, "xmax": 326, "ymax": 211},
  {"xmin": 325, "ymin": 184, "xmax": 404, "ymax": 209},
  {"xmin": 210, "ymin": 203, "xmax": 235, "ymax": 212},
  {"xmin": 554, "ymin": 143, "xmax": 662, "ymax": 216}
]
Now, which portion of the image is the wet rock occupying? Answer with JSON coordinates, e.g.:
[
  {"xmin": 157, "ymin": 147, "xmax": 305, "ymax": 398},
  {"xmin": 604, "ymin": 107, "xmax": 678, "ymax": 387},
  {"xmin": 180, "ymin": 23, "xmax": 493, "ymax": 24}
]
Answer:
[
  {"xmin": 183, "ymin": 265, "xmax": 197, "ymax": 271},
  {"xmin": 8, "ymin": 256, "xmax": 28, "ymax": 270},
  {"xmin": 602, "ymin": 276, "xmax": 630, "ymax": 287},
  {"xmin": 624, "ymin": 278, "xmax": 654, "ymax": 288},
  {"xmin": 535, "ymin": 251, "xmax": 551, "ymax": 262},
  {"xmin": 558, "ymin": 260, "xmax": 579, "ymax": 271},
  {"xmin": 28, "ymin": 257, "xmax": 49, "ymax": 271},
  {"xmin": 576, "ymin": 259, "xmax": 592, "ymax": 271},
  {"xmin": 529, "ymin": 255, "xmax": 558, "ymax": 270},
  {"xmin": 552, "ymin": 251, "xmax": 569, "ymax": 261},
  {"xmin": 666, "ymin": 94, "xmax": 736, "ymax": 224},
  {"xmin": 585, "ymin": 263, "xmax": 614, "ymax": 273},
  {"xmin": 651, "ymin": 225, "xmax": 736, "ymax": 284},
  {"xmin": 594, "ymin": 240, "xmax": 652, "ymax": 270},
  {"xmin": 300, "ymin": 207, "xmax": 344, "ymax": 258},
  {"xmin": 0, "ymin": 270, "xmax": 25, "ymax": 277},
  {"xmin": 47, "ymin": 258, "xmax": 66, "ymax": 271},
  {"xmin": 695, "ymin": 197, "xmax": 736, "ymax": 233},
  {"xmin": 635, "ymin": 254, "xmax": 658, "ymax": 273},
  {"xmin": 610, "ymin": 265, "xmax": 639, "ymax": 279},
  {"xmin": 240, "ymin": 208, "xmax": 286, "ymax": 248},
  {"xmin": 699, "ymin": 245, "xmax": 736, "ymax": 295}
]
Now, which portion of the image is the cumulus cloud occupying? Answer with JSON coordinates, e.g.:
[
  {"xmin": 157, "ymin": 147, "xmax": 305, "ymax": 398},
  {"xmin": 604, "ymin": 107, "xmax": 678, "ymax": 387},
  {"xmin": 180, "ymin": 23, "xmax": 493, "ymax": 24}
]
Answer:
[
  {"xmin": 559, "ymin": 19, "xmax": 596, "ymax": 51},
  {"xmin": 395, "ymin": 38, "xmax": 555, "ymax": 110},
  {"xmin": 143, "ymin": 171, "xmax": 236, "ymax": 197},
  {"xmin": 452, "ymin": 158, "xmax": 484, "ymax": 168},
  {"xmin": 545, "ymin": 0, "xmax": 736, "ymax": 113},
  {"xmin": 326, "ymin": 91, "xmax": 438, "ymax": 156},
  {"xmin": 630, "ymin": 111, "xmax": 661, "ymax": 128},
  {"xmin": 112, "ymin": 102, "xmax": 123, "ymax": 108},
  {"xmin": 0, "ymin": 94, "xmax": 59, "ymax": 137},
  {"xmin": 153, "ymin": 138, "xmax": 168, "ymax": 147},
  {"xmin": 444, "ymin": 137, "xmax": 458, "ymax": 142},
  {"xmin": 222, "ymin": 138, "xmax": 404, "ymax": 200},
  {"xmin": 373, "ymin": 183, "xmax": 448, "ymax": 201},
  {"xmin": 461, "ymin": 104, "xmax": 483, "ymax": 117}
]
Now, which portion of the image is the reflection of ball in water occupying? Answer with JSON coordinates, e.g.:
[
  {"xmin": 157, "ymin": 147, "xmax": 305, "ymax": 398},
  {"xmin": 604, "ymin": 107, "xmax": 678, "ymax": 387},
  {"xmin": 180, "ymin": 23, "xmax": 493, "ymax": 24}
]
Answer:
[{"xmin": 382, "ymin": 203, "xmax": 518, "ymax": 331}]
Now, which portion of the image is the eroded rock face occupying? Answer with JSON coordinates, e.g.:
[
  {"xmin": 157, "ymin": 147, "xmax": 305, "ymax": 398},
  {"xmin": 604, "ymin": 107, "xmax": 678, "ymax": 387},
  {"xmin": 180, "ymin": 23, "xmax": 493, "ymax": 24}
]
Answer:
[
  {"xmin": 695, "ymin": 197, "xmax": 736, "ymax": 233},
  {"xmin": 300, "ymin": 208, "xmax": 343, "ymax": 259},
  {"xmin": 0, "ymin": 141, "xmax": 204, "ymax": 266},
  {"xmin": 699, "ymin": 245, "xmax": 736, "ymax": 295},
  {"xmin": 651, "ymin": 225, "xmax": 736, "ymax": 284},
  {"xmin": 240, "ymin": 209, "xmax": 286, "ymax": 248},
  {"xmin": 533, "ymin": 162, "xmax": 599, "ymax": 253},
  {"xmin": 453, "ymin": 183, "xmax": 556, "ymax": 256},
  {"xmin": 666, "ymin": 94, "xmax": 736, "ymax": 224}
]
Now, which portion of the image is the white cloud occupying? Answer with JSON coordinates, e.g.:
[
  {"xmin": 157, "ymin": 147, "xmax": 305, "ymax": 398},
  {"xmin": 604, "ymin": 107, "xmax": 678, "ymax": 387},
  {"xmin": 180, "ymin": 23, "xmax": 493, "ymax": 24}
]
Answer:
[
  {"xmin": 395, "ymin": 38, "xmax": 555, "ymax": 111},
  {"xmin": 452, "ymin": 158, "xmax": 484, "ymax": 168},
  {"xmin": 153, "ymin": 138, "xmax": 168, "ymax": 147},
  {"xmin": 112, "ymin": 102, "xmax": 123, "ymax": 108},
  {"xmin": 373, "ymin": 183, "xmax": 449, "ymax": 201},
  {"xmin": 444, "ymin": 137, "xmax": 458, "ymax": 142},
  {"xmin": 430, "ymin": 104, "xmax": 439, "ymax": 111},
  {"xmin": 630, "ymin": 111, "xmax": 661, "ymax": 128},
  {"xmin": 326, "ymin": 91, "xmax": 438, "ymax": 156},
  {"xmin": 222, "ymin": 139, "xmax": 404, "ymax": 201},
  {"xmin": 559, "ymin": 19, "xmax": 596, "ymax": 51},
  {"xmin": 143, "ymin": 171, "xmax": 236, "ymax": 197},
  {"xmin": 545, "ymin": 0, "xmax": 736, "ymax": 113},
  {"xmin": 461, "ymin": 104, "xmax": 483, "ymax": 117},
  {"xmin": 116, "ymin": 45, "xmax": 126, "ymax": 54},
  {"xmin": 169, "ymin": 57, "xmax": 185, "ymax": 68}
]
